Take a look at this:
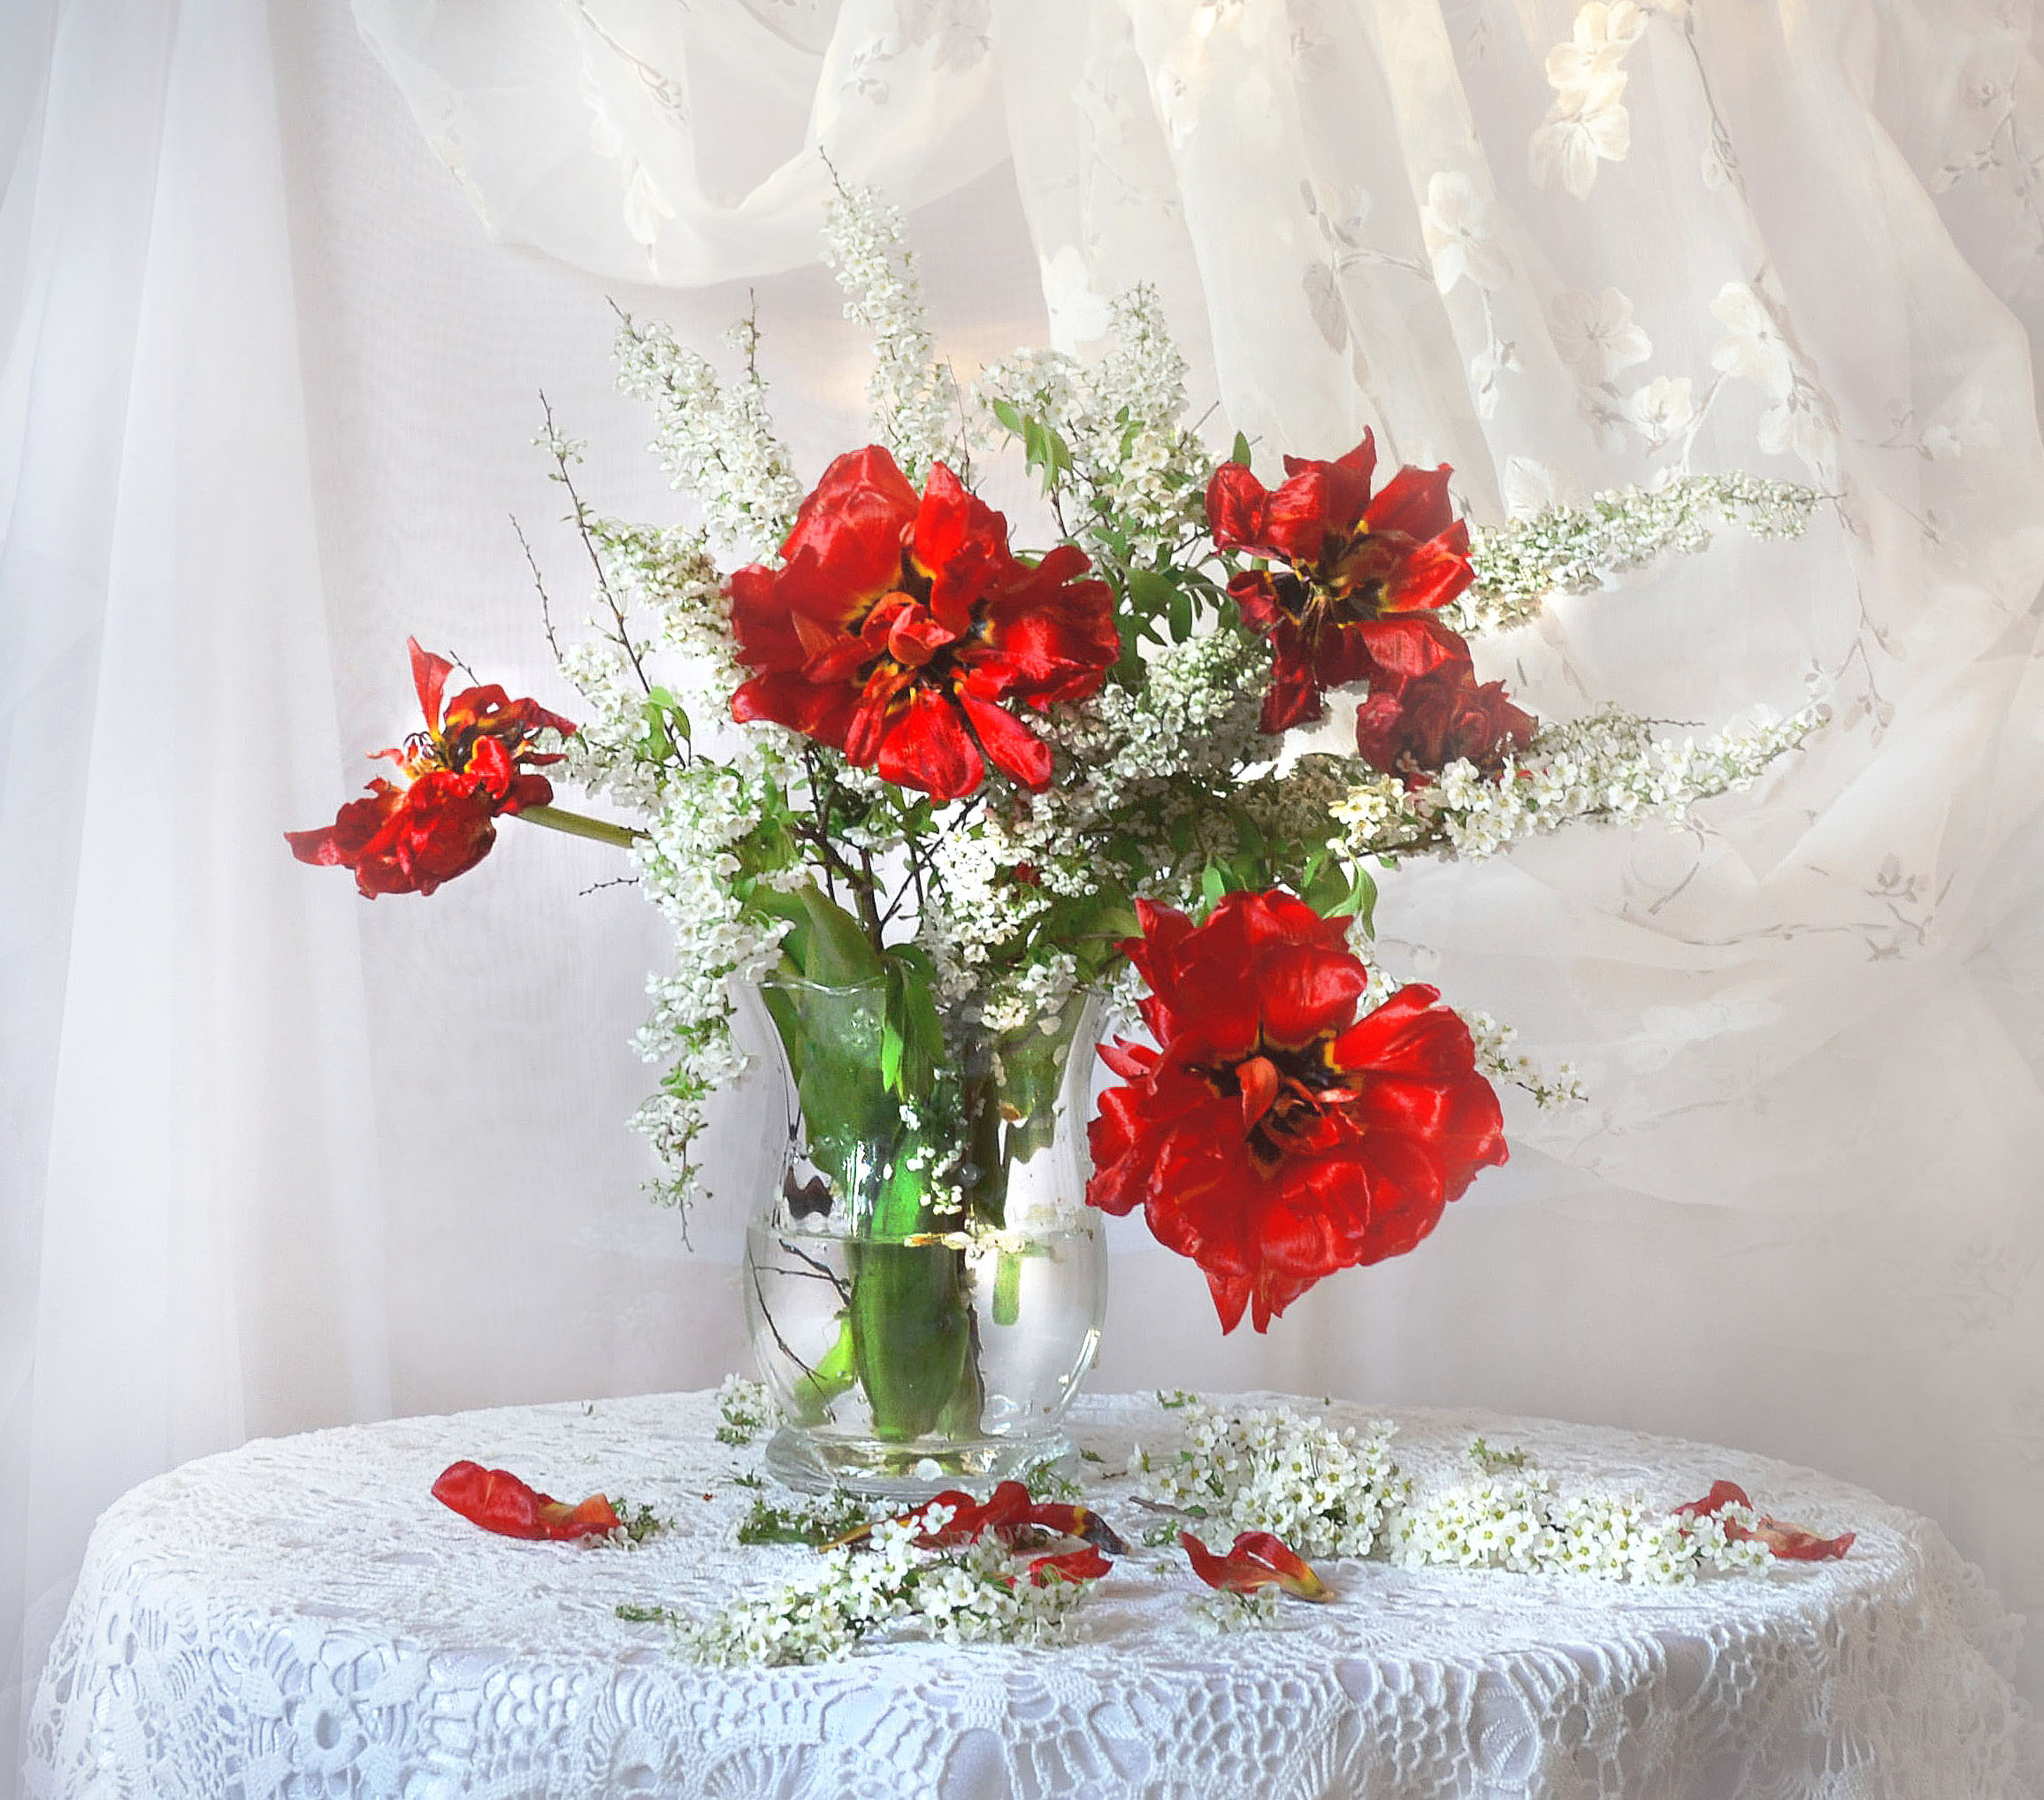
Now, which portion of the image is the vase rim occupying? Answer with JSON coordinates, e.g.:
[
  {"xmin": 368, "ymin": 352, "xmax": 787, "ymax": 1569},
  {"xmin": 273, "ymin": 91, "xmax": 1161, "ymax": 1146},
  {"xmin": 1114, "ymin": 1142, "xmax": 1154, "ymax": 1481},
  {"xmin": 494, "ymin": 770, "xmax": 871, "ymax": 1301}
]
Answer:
[
  {"xmin": 753, "ymin": 969, "xmax": 890, "ymax": 998},
  {"xmin": 751, "ymin": 969, "xmax": 1114, "ymax": 1004}
]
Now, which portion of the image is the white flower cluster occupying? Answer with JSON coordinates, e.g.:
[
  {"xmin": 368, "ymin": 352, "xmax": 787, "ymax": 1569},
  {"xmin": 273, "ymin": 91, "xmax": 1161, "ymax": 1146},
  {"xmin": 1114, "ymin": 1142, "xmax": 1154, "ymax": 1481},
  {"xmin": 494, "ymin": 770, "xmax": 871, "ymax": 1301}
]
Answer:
[
  {"xmin": 1132, "ymin": 1406, "xmax": 1780, "ymax": 1595},
  {"xmin": 822, "ymin": 179, "xmax": 962, "ymax": 483},
  {"xmin": 1390, "ymin": 1470, "xmax": 1770, "ymax": 1585},
  {"xmin": 1043, "ymin": 627, "xmax": 1267, "ymax": 808},
  {"xmin": 613, "ymin": 312, "xmax": 803, "ymax": 563},
  {"xmin": 715, "ymin": 1375, "xmax": 773, "ymax": 1446},
  {"xmin": 1463, "ymin": 1009, "xmax": 1588, "ymax": 1110},
  {"xmin": 918, "ymin": 627, "xmax": 1266, "ymax": 1003},
  {"xmin": 975, "ymin": 287, "xmax": 1211, "ymax": 566},
  {"xmin": 629, "ymin": 757, "xmax": 792, "ymax": 1206},
  {"xmin": 1131, "ymin": 1399, "xmax": 1406, "ymax": 1561},
  {"xmin": 977, "ymin": 954, "xmax": 1083, "ymax": 1038},
  {"xmin": 554, "ymin": 522, "xmax": 740, "ymax": 816},
  {"xmin": 1186, "ymin": 1586, "xmax": 1289, "ymax": 1634},
  {"xmin": 674, "ymin": 1513, "xmax": 1092, "ymax": 1667},
  {"xmin": 1331, "ymin": 704, "xmax": 1824, "ymax": 862},
  {"xmin": 1450, "ymin": 473, "xmax": 1821, "ymax": 636}
]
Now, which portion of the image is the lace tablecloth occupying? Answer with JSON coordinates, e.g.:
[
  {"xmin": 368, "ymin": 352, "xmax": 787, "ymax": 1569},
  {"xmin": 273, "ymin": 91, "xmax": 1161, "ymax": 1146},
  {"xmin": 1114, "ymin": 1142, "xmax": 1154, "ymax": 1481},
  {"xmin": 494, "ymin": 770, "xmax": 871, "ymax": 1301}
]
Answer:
[{"xmin": 24, "ymin": 1390, "xmax": 2044, "ymax": 1799}]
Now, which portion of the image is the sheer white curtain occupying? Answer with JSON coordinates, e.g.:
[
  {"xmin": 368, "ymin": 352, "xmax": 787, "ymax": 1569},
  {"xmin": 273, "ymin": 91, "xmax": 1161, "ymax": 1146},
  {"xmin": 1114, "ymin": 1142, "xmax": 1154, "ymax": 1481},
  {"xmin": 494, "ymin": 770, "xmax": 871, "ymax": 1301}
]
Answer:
[{"xmin": 4, "ymin": 1, "xmax": 2044, "ymax": 1789}]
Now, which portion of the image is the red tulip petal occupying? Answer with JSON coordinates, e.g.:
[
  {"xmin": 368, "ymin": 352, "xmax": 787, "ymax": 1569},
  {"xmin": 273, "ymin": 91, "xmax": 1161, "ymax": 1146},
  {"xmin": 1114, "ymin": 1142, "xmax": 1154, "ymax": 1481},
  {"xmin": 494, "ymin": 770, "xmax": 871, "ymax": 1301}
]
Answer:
[
  {"xmin": 1181, "ymin": 1529, "xmax": 1328, "ymax": 1598},
  {"xmin": 1357, "ymin": 616, "xmax": 1470, "ymax": 680},
  {"xmin": 915, "ymin": 463, "xmax": 1008, "ymax": 633},
  {"xmin": 1677, "ymin": 1481, "xmax": 1756, "ymax": 1518},
  {"xmin": 1206, "ymin": 461, "xmax": 1272, "ymax": 552},
  {"xmin": 1098, "ymin": 1037, "xmax": 1159, "ymax": 1082},
  {"xmin": 1237, "ymin": 1055, "xmax": 1280, "ymax": 1130},
  {"xmin": 1328, "ymin": 431, "xmax": 1378, "ymax": 488},
  {"xmin": 1260, "ymin": 466, "xmax": 1334, "ymax": 567},
  {"xmin": 1676, "ymin": 1482, "xmax": 1852, "ymax": 1559},
  {"xmin": 1750, "ymin": 1518, "xmax": 1856, "ymax": 1561},
  {"xmin": 957, "ymin": 688, "xmax": 1054, "ymax": 792},
  {"xmin": 433, "ymin": 1461, "xmax": 621, "ymax": 1541},
  {"xmin": 503, "ymin": 772, "xmax": 555, "ymax": 814},
  {"xmin": 1226, "ymin": 569, "xmax": 1282, "ymax": 633},
  {"xmin": 1255, "ymin": 940, "xmax": 1372, "ymax": 1048},
  {"xmin": 1027, "ymin": 1544, "xmax": 1113, "ymax": 1585},
  {"xmin": 1259, "ymin": 668, "xmax": 1324, "ymax": 735},
  {"xmin": 409, "ymin": 638, "xmax": 453, "ymax": 734},
  {"xmin": 1205, "ymin": 1270, "xmax": 1252, "ymax": 1334},
  {"xmin": 1378, "ymin": 528, "xmax": 1476, "ymax": 616},
  {"xmin": 1363, "ymin": 463, "xmax": 1456, "ymax": 542},
  {"xmin": 884, "ymin": 609, "xmax": 951, "ymax": 671},
  {"xmin": 876, "ymin": 689, "xmax": 985, "ymax": 800},
  {"xmin": 780, "ymin": 446, "xmax": 919, "ymax": 603}
]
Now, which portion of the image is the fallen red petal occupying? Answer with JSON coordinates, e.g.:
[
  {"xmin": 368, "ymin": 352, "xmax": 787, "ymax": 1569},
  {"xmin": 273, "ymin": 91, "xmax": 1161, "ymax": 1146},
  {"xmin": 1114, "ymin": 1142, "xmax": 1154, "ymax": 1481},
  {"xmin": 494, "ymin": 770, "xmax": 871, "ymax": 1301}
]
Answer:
[
  {"xmin": 1180, "ymin": 1528, "xmax": 1328, "ymax": 1599},
  {"xmin": 433, "ymin": 1460, "xmax": 621, "ymax": 1542},
  {"xmin": 1026, "ymin": 1545, "xmax": 1113, "ymax": 1586},
  {"xmin": 1675, "ymin": 1481, "xmax": 1853, "ymax": 1560}
]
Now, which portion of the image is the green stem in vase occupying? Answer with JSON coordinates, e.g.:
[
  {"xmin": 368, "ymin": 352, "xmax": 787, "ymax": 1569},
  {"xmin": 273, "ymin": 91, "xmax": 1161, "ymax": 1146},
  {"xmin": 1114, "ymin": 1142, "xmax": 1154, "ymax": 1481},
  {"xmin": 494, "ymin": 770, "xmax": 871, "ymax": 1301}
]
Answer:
[
  {"xmin": 848, "ymin": 1114, "xmax": 986, "ymax": 1444},
  {"xmin": 848, "ymin": 1237, "xmax": 976, "ymax": 1443}
]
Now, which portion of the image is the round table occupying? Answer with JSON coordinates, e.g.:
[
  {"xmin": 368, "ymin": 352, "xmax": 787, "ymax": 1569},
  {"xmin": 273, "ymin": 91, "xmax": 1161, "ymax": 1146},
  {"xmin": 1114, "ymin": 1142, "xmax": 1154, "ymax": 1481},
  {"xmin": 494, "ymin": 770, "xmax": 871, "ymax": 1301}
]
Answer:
[{"xmin": 24, "ymin": 1390, "xmax": 2044, "ymax": 1799}]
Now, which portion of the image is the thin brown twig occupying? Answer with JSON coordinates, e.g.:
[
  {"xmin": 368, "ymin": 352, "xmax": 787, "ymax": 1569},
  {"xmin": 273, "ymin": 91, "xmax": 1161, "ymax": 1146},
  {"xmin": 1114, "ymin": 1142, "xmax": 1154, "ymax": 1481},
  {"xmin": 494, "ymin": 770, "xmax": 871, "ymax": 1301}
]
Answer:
[{"xmin": 540, "ymin": 390, "xmax": 655, "ymax": 697}]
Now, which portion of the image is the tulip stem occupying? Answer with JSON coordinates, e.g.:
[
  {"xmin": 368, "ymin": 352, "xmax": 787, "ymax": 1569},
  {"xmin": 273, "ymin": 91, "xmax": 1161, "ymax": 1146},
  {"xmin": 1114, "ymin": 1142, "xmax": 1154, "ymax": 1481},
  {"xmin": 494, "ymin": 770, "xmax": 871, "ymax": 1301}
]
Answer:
[{"xmin": 518, "ymin": 804, "xmax": 645, "ymax": 850}]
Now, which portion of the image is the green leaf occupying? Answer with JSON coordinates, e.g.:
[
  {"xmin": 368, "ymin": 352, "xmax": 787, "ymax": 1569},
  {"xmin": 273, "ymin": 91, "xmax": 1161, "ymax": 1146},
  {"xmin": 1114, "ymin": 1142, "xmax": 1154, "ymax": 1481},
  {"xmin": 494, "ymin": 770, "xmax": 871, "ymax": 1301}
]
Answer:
[
  {"xmin": 795, "ymin": 885, "xmax": 884, "ymax": 989},
  {"xmin": 1127, "ymin": 566, "xmax": 1177, "ymax": 624},
  {"xmin": 879, "ymin": 950, "xmax": 943, "ymax": 1099},
  {"xmin": 1301, "ymin": 856, "xmax": 1349, "ymax": 916},
  {"xmin": 1328, "ymin": 866, "xmax": 1378, "ymax": 936},
  {"xmin": 991, "ymin": 397, "xmax": 1023, "ymax": 436},
  {"xmin": 1229, "ymin": 430, "xmax": 1253, "ymax": 468},
  {"xmin": 880, "ymin": 1011, "xmax": 905, "ymax": 1091},
  {"xmin": 1200, "ymin": 864, "xmax": 1227, "ymax": 909},
  {"xmin": 1167, "ymin": 586, "xmax": 1193, "ymax": 643}
]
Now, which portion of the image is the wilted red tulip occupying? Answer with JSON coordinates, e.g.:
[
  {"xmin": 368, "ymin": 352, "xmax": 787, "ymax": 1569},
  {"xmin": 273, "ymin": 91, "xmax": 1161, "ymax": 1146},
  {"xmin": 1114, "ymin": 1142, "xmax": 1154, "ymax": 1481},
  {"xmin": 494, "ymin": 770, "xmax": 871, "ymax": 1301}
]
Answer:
[
  {"xmin": 1088, "ymin": 889, "xmax": 1506, "ymax": 1332},
  {"xmin": 728, "ymin": 447, "xmax": 1119, "ymax": 801},
  {"xmin": 1676, "ymin": 1480, "xmax": 1855, "ymax": 1561},
  {"xmin": 1353, "ymin": 655, "xmax": 1536, "ymax": 785},
  {"xmin": 1181, "ymin": 1529, "xmax": 1328, "ymax": 1599},
  {"xmin": 287, "ymin": 640, "xmax": 574, "ymax": 897},
  {"xmin": 432, "ymin": 1460, "xmax": 622, "ymax": 1542},
  {"xmin": 1206, "ymin": 431, "xmax": 1474, "ymax": 734}
]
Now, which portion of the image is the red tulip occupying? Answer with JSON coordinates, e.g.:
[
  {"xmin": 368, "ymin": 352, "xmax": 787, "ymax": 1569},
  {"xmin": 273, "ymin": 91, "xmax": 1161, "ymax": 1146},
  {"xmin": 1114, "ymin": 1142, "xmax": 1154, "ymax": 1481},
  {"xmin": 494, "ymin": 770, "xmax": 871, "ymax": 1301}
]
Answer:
[
  {"xmin": 1353, "ymin": 655, "xmax": 1536, "ymax": 785},
  {"xmin": 287, "ymin": 640, "xmax": 575, "ymax": 897},
  {"xmin": 1206, "ymin": 432, "xmax": 1474, "ymax": 734},
  {"xmin": 1676, "ymin": 1480, "xmax": 1855, "ymax": 1561},
  {"xmin": 432, "ymin": 1460, "xmax": 621, "ymax": 1542},
  {"xmin": 1088, "ymin": 889, "xmax": 1506, "ymax": 1332},
  {"xmin": 727, "ymin": 447, "xmax": 1119, "ymax": 801},
  {"xmin": 1181, "ymin": 1529, "xmax": 1328, "ymax": 1599}
]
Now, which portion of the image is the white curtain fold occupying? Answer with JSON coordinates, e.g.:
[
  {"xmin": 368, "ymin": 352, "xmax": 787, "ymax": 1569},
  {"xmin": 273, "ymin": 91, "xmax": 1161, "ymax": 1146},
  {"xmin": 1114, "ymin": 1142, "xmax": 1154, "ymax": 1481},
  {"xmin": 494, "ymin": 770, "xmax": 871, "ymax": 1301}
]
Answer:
[
  {"xmin": 4, "ymin": 3, "xmax": 2044, "ymax": 1792},
  {"xmin": 1, "ymin": 2, "xmax": 393, "ymax": 1788}
]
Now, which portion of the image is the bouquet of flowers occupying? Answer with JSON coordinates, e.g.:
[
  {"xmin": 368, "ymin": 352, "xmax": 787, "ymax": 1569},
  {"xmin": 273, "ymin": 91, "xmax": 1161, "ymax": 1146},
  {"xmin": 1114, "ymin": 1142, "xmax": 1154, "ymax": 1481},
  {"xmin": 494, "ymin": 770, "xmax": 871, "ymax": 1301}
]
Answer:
[{"xmin": 292, "ymin": 180, "xmax": 1818, "ymax": 1473}]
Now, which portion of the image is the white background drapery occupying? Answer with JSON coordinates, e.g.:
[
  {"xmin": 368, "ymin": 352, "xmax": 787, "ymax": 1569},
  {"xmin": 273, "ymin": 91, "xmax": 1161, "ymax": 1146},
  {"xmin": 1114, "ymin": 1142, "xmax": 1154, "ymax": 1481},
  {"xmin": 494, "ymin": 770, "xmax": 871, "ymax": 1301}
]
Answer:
[{"xmin": 4, "ymin": 1, "xmax": 2044, "ymax": 1789}]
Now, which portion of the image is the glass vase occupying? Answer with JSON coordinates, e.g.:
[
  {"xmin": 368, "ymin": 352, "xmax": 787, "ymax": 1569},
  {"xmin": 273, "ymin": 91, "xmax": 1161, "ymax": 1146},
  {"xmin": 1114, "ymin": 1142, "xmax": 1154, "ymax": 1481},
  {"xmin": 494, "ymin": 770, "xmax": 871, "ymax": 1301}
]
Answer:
[{"xmin": 739, "ymin": 976, "xmax": 1107, "ymax": 1497}]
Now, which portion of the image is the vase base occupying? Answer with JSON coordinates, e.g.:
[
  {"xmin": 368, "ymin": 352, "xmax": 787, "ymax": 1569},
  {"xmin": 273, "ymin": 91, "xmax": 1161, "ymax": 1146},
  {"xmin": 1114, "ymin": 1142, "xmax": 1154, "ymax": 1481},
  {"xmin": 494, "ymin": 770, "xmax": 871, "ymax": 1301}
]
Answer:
[{"xmin": 762, "ymin": 1425, "xmax": 1076, "ymax": 1500}]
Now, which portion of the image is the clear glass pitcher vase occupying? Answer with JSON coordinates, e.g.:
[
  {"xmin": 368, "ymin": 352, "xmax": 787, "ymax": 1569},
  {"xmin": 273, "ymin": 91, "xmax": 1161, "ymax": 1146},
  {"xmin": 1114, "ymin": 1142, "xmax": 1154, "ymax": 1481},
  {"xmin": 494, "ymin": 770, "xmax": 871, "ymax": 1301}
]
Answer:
[{"xmin": 739, "ymin": 976, "xmax": 1107, "ymax": 1497}]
